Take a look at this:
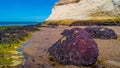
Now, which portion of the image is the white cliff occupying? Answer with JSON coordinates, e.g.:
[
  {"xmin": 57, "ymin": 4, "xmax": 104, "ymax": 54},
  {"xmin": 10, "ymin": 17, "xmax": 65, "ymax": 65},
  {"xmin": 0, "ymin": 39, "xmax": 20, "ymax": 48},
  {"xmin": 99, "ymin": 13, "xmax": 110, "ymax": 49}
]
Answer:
[{"xmin": 46, "ymin": 0, "xmax": 120, "ymax": 24}]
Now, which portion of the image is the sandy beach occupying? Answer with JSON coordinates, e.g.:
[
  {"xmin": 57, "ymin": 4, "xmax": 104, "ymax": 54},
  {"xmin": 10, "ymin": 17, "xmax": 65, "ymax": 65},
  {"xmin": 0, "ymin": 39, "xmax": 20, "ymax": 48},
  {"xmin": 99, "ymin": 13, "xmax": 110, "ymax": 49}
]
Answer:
[{"xmin": 22, "ymin": 26, "xmax": 120, "ymax": 68}]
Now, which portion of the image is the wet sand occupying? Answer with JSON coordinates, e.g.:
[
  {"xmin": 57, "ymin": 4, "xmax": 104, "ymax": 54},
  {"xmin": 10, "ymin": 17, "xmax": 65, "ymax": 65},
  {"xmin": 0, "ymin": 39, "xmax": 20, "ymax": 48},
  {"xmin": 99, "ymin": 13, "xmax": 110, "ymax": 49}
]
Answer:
[{"xmin": 22, "ymin": 26, "xmax": 120, "ymax": 68}]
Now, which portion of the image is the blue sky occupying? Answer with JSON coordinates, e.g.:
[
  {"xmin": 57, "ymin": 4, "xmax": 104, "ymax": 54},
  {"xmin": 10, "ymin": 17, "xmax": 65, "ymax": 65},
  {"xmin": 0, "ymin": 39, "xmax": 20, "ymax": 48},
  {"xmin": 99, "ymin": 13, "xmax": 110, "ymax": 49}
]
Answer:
[{"xmin": 0, "ymin": 0, "xmax": 58, "ymax": 22}]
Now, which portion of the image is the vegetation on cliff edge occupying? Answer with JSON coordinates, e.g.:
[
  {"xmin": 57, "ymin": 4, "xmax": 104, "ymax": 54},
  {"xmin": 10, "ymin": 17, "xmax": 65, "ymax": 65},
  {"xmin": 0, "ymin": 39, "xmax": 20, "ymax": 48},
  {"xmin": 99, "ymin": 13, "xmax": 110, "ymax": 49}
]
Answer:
[{"xmin": 45, "ymin": 17, "xmax": 120, "ymax": 26}]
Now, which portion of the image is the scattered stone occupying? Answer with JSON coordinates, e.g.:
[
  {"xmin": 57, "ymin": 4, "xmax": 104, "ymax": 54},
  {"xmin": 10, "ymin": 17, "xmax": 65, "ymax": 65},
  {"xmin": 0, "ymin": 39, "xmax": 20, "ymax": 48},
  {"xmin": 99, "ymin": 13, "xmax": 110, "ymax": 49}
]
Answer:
[
  {"xmin": 0, "ymin": 25, "xmax": 40, "ymax": 44},
  {"xmin": 32, "ymin": 59, "xmax": 35, "ymax": 62},
  {"xmin": 47, "ymin": 23, "xmax": 59, "ymax": 28},
  {"xmin": 38, "ymin": 64, "xmax": 53, "ymax": 68},
  {"xmin": 48, "ymin": 28, "xmax": 99, "ymax": 66},
  {"xmin": 84, "ymin": 27, "xmax": 117, "ymax": 39}
]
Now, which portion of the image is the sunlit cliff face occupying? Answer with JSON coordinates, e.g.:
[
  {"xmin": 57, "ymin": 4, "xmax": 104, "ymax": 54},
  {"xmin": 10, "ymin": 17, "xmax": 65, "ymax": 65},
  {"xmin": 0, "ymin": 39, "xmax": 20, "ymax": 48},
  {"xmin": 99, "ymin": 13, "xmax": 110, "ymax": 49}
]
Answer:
[{"xmin": 45, "ymin": 0, "xmax": 120, "ymax": 25}]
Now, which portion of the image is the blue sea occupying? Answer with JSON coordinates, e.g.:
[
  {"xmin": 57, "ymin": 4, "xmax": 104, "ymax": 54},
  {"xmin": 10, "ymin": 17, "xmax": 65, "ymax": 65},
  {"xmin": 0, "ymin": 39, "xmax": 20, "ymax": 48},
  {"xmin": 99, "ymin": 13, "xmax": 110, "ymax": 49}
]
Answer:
[{"xmin": 0, "ymin": 22, "xmax": 42, "ymax": 26}]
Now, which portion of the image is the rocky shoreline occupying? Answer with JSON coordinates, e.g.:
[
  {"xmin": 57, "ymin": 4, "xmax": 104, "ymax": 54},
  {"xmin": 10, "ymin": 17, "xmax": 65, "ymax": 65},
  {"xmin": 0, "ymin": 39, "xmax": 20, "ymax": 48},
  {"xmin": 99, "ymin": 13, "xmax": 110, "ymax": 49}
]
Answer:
[
  {"xmin": 0, "ymin": 25, "xmax": 40, "ymax": 67},
  {"xmin": 22, "ymin": 26, "xmax": 120, "ymax": 68},
  {"xmin": 0, "ymin": 24, "xmax": 120, "ymax": 68},
  {"xmin": 45, "ymin": 19, "xmax": 120, "ymax": 26}
]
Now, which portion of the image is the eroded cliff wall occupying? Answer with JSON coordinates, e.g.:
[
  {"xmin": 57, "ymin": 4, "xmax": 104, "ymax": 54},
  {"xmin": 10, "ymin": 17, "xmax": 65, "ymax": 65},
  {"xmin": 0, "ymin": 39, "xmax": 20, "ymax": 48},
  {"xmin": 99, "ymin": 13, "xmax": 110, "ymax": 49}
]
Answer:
[{"xmin": 45, "ymin": 0, "xmax": 120, "ymax": 25}]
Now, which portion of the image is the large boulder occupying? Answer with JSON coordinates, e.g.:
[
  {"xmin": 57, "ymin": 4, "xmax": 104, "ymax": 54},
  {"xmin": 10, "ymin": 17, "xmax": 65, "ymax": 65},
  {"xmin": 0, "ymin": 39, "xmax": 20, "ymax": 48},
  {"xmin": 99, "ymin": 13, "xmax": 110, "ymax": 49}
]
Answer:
[
  {"xmin": 48, "ymin": 28, "xmax": 99, "ymax": 66},
  {"xmin": 84, "ymin": 27, "xmax": 117, "ymax": 39}
]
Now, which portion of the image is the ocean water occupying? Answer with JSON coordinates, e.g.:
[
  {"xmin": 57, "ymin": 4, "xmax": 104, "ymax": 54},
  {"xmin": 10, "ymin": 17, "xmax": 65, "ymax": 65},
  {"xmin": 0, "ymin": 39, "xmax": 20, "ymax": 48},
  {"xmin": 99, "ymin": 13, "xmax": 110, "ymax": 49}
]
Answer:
[{"xmin": 0, "ymin": 22, "xmax": 42, "ymax": 26}]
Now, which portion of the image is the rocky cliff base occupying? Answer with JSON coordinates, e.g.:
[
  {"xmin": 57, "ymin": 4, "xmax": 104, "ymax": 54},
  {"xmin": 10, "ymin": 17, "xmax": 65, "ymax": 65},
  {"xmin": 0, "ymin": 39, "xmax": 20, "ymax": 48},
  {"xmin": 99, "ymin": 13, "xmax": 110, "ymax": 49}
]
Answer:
[{"xmin": 44, "ymin": 18, "xmax": 120, "ymax": 26}]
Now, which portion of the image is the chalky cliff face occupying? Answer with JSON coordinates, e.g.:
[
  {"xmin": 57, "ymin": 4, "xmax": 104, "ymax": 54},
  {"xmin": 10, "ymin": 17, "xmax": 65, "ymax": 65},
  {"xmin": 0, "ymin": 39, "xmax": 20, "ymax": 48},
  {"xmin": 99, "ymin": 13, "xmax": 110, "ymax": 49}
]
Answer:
[{"xmin": 45, "ymin": 0, "xmax": 120, "ymax": 25}]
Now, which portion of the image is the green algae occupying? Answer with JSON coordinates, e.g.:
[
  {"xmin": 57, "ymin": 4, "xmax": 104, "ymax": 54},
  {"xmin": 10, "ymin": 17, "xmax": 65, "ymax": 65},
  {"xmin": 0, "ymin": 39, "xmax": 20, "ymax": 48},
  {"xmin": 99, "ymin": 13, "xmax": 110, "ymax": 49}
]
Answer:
[
  {"xmin": 0, "ymin": 36, "xmax": 31, "ymax": 66},
  {"xmin": 0, "ymin": 26, "xmax": 18, "ymax": 31},
  {"xmin": 0, "ymin": 27, "xmax": 32, "ymax": 67},
  {"xmin": 118, "ymin": 36, "xmax": 120, "ymax": 41}
]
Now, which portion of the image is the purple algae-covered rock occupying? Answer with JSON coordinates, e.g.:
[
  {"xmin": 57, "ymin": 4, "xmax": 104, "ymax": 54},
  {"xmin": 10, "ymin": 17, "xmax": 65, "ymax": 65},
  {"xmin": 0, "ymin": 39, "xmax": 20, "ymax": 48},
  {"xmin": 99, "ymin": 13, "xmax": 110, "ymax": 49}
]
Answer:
[
  {"xmin": 84, "ymin": 27, "xmax": 117, "ymax": 39},
  {"xmin": 48, "ymin": 28, "xmax": 99, "ymax": 66}
]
